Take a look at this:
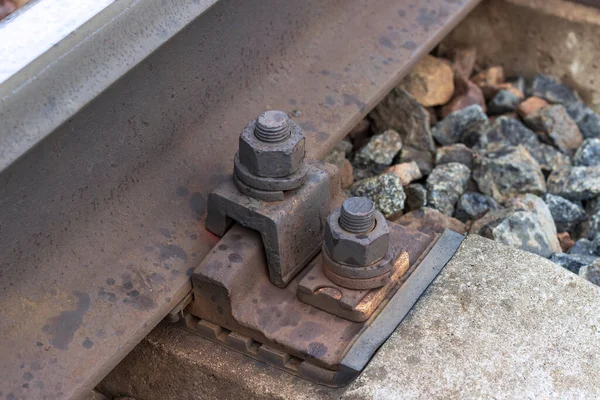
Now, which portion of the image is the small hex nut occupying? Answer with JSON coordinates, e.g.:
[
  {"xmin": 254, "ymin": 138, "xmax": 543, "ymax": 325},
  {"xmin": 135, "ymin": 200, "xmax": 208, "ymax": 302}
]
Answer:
[
  {"xmin": 238, "ymin": 119, "xmax": 305, "ymax": 178},
  {"xmin": 324, "ymin": 209, "xmax": 389, "ymax": 266}
]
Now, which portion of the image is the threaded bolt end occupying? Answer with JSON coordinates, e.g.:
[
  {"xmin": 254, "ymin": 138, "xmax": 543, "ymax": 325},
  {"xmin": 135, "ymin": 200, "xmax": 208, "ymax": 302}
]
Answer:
[
  {"xmin": 339, "ymin": 197, "xmax": 376, "ymax": 233},
  {"xmin": 254, "ymin": 110, "xmax": 291, "ymax": 142}
]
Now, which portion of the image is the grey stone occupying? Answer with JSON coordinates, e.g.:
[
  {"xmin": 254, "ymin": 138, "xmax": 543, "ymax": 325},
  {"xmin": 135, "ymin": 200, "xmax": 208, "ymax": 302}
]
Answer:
[
  {"xmin": 547, "ymin": 165, "xmax": 600, "ymax": 201},
  {"xmin": 568, "ymin": 238, "xmax": 596, "ymax": 256},
  {"xmin": 350, "ymin": 173, "xmax": 406, "ymax": 218},
  {"xmin": 543, "ymin": 193, "xmax": 586, "ymax": 232},
  {"xmin": 426, "ymin": 163, "xmax": 471, "ymax": 215},
  {"xmin": 581, "ymin": 211, "xmax": 600, "ymax": 241},
  {"xmin": 352, "ymin": 129, "xmax": 402, "ymax": 172},
  {"xmin": 475, "ymin": 117, "xmax": 570, "ymax": 172},
  {"xmin": 486, "ymin": 116, "xmax": 539, "ymax": 148},
  {"xmin": 566, "ymin": 101, "xmax": 600, "ymax": 139},
  {"xmin": 323, "ymin": 139, "xmax": 352, "ymax": 168},
  {"xmin": 398, "ymin": 146, "xmax": 434, "ymax": 175},
  {"xmin": 435, "ymin": 143, "xmax": 474, "ymax": 169},
  {"xmin": 528, "ymin": 74, "xmax": 579, "ymax": 105},
  {"xmin": 404, "ymin": 183, "xmax": 427, "ymax": 211},
  {"xmin": 473, "ymin": 145, "xmax": 546, "ymax": 203},
  {"xmin": 579, "ymin": 260, "xmax": 600, "ymax": 286},
  {"xmin": 586, "ymin": 197, "xmax": 600, "ymax": 215},
  {"xmin": 487, "ymin": 89, "xmax": 520, "ymax": 114},
  {"xmin": 454, "ymin": 192, "xmax": 501, "ymax": 223},
  {"xmin": 470, "ymin": 194, "xmax": 561, "ymax": 258},
  {"xmin": 524, "ymin": 105, "xmax": 583, "ymax": 156},
  {"xmin": 550, "ymin": 253, "xmax": 597, "ymax": 273},
  {"xmin": 573, "ymin": 138, "xmax": 600, "ymax": 167},
  {"xmin": 593, "ymin": 236, "xmax": 600, "ymax": 255},
  {"xmin": 368, "ymin": 88, "xmax": 436, "ymax": 153},
  {"xmin": 432, "ymin": 104, "xmax": 489, "ymax": 146},
  {"xmin": 524, "ymin": 142, "xmax": 571, "ymax": 173}
]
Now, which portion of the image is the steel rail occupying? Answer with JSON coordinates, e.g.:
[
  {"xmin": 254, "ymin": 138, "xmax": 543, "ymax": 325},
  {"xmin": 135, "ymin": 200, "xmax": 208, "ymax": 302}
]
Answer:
[{"xmin": 0, "ymin": 0, "xmax": 480, "ymax": 398}]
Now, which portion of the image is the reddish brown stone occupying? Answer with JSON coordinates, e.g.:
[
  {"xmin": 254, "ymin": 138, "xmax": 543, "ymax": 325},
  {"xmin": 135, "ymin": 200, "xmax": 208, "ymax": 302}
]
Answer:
[
  {"xmin": 340, "ymin": 159, "xmax": 354, "ymax": 189},
  {"xmin": 471, "ymin": 66, "xmax": 507, "ymax": 100},
  {"xmin": 394, "ymin": 207, "xmax": 466, "ymax": 235},
  {"xmin": 400, "ymin": 55, "xmax": 455, "ymax": 107},
  {"xmin": 384, "ymin": 162, "xmax": 422, "ymax": 186},
  {"xmin": 517, "ymin": 97, "xmax": 549, "ymax": 119},
  {"xmin": 557, "ymin": 232, "xmax": 575, "ymax": 252},
  {"xmin": 441, "ymin": 78, "xmax": 486, "ymax": 118},
  {"xmin": 472, "ymin": 66, "xmax": 505, "ymax": 87}
]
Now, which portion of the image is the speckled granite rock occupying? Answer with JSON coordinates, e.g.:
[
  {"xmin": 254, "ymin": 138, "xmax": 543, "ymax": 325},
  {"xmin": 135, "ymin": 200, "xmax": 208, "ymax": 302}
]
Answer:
[
  {"xmin": 528, "ymin": 74, "xmax": 579, "ymax": 105},
  {"xmin": 550, "ymin": 253, "xmax": 597, "ymax": 274},
  {"xmin": 524, "ymin": 105, "xmax": 583, "ymax": 156},
  {"xmin": 454, "ymin": 192, "xmax": 501, "ymax": 223},
  {"xmin": 574, "ymin": 138, "xmax": 600, "ymax": 167},
  {"xmin": 579, "ymin": 260, "xmax": 600, "ymax": 286},
  {"xmin": 353, "ymin": 129, "xmax": 402, "ymax": 172},
  {"xmin": 350, "ymin": 173, "xmax": 405, "ymax": 218},
  {"xmin": 432, "ymin": 105, "xmax": 489, "ymax": 146},
  {"xmin": 368, "ymin": 88, "xmax": 435, "ymax": 154},
  {"xmin": 404, "ymin": 183, "xmax": 427, "ymax": 211},
  {"xmin": 566, "ymin": 101, "xmax": 600, "ymax": 140},
  {"xmin": 470, "ymin": 194, "xmax": 561, "ymax": 258},
  {"xmin": 488, "ymin": 89, "xmax": 521, "ymax": 115},
  {"xmin": 435, "ymin": 143, "xmax": 474, "ymax": 169},
  {"xmin": 473, "ymin": 145, "xmax": 546, "ymax": 202},
  {"xmin": 543, "ymin": 193, "xmax": 587, "ymax": 232},
  {"xmin": 426, "ymin": 163, "xmax": 471, "ymax": 215},
  {"xmin": 547, "ymin": 165, "xmax": 600, "ymax": 201},
  {"xmin": 394, "ymin": 207, "xmax": 466, "ymax": 235}
]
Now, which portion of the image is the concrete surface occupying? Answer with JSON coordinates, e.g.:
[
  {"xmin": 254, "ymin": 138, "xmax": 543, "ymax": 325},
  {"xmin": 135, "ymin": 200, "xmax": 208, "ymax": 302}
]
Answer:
[
  {"xmin": 99, "ymin": 234, "xmax": 600, "ymax": 399},
  {"xmin": 440, "ymin": 0, "xmax": 600, "ymax": 112}
]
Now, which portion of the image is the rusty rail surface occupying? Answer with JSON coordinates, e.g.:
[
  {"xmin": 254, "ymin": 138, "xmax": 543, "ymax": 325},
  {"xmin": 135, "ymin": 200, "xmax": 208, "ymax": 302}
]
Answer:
[{"xmin": 0, "ymin": 0, "xmax": 480, "ymax": 398}]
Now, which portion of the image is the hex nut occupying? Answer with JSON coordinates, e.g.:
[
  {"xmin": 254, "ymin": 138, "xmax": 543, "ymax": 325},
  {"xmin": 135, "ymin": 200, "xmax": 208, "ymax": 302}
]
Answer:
[
  {"xmin": 239, "ymin": 119, "xmax": 305, "ymax": 178},
  {"xmin": 324, "ymin": 209, "xmax": 389, "ymax": 266}
]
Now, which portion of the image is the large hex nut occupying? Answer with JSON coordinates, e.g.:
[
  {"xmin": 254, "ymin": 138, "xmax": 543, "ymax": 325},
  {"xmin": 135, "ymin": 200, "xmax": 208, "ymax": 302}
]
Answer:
[
  {"xmin": 239, "ymin": 119, "xmax": 305, "ymax": 178},
  {"xmin": 324, "ymin": 209, "xmax": 389, "ymax": 267}
]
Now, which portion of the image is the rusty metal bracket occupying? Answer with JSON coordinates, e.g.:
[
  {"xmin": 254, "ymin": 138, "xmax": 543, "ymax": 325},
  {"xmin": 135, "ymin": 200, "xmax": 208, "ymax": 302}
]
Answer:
[
  {"xmin": 206, "ymin": 161, "xmax": 339, "ymax": 287},
  {"xmin": 184, "ymin": 223, "xmax": 463, "ymax": 386}
]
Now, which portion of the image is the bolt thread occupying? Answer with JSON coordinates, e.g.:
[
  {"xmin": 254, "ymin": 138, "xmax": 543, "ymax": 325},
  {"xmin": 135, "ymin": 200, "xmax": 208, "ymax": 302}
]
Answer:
[
  {"xmin": 254, "ymin": 110, "xmax": 291, "ymax": 142},
  {"xmin": 339, "ymin": 197, "xmax": 376, "ymax": 233}
]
